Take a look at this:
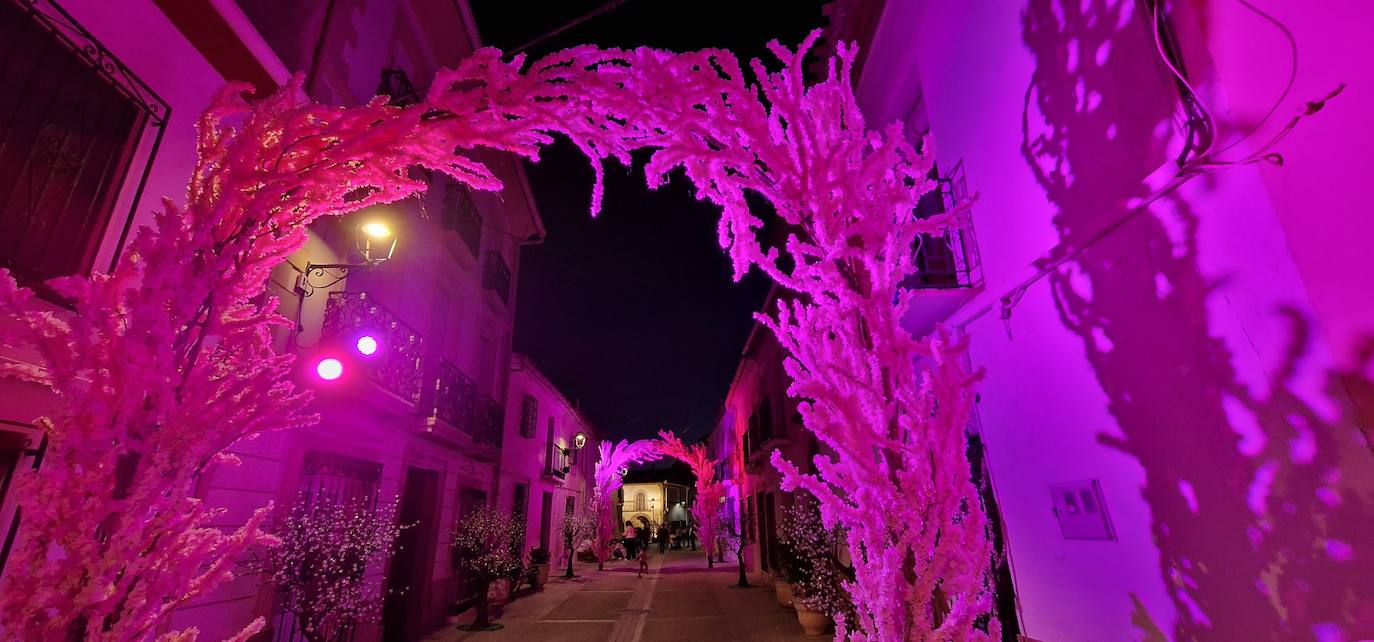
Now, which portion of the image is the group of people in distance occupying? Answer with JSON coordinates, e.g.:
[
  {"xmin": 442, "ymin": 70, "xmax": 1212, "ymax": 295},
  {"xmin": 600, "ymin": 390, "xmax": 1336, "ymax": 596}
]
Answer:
[{"xmin": 615, "ymin": 520, "xmax": 697, "ymax": 577}]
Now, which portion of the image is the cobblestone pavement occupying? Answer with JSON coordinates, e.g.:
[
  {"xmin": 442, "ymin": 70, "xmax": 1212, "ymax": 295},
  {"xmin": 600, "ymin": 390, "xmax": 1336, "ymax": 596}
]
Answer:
[{"xmin": 426, "ymin": 549, "xmax": 820, "ymax": 642}]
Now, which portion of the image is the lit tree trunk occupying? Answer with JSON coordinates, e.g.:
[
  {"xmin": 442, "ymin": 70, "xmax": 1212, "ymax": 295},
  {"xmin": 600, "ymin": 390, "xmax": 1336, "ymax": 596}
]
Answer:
[
  {"xmin": 735, "ymin": 540, "xmax": 750, "ymax": 588},
  {"xmin": 565, "ymin": 547, "xmax": 576, "ymax": 579},
  {"xmin": 472, "ymin": 581, "xmax": 491, "ymax": 629}
]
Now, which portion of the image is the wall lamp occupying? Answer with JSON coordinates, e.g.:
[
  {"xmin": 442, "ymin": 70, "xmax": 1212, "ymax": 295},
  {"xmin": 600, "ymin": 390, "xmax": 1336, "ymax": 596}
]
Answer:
[
  {"xmin": 300, "ymin": 219, "xmax": 397, "ymax": 291},
  {"xmin": 294, "ymin": 216, "xmax": 399, "ymax": 331}
]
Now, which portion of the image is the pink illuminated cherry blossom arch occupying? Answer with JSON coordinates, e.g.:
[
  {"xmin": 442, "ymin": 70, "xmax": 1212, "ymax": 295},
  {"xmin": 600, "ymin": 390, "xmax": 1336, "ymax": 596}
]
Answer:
[
  {"xmin": 0, "ymin": 32, "xmax": 994, "ymax": 641},
  {"xmin": 587, "ymin": 432, "xmax": 728, "ymax": 571}
]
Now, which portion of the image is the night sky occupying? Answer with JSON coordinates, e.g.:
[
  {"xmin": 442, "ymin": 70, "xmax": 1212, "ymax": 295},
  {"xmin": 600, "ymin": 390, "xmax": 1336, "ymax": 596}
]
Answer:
[{"xmin": 469, "ymin": 1, "xmax": 829, "ymax": 442}]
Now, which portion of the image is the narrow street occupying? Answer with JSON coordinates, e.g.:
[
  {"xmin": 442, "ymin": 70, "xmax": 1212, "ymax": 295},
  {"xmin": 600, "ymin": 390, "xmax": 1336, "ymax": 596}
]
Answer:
[{"xmin": 430, "ymin": 550, "xmax": 814, "ymax": 642}]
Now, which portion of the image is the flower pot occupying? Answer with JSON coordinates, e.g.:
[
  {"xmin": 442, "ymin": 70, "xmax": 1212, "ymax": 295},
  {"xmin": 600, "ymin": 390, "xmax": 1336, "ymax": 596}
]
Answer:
[
  {"xmin": 795, "ymin": 606, "xmax": 831, "ymax": 636},
  {"xmin": 774, "ymin": 580, "xmax": 794, "ymax": 608},
  {"xmin": 534, "ymin": 562, "xmax": 551, "ymax": 586}
]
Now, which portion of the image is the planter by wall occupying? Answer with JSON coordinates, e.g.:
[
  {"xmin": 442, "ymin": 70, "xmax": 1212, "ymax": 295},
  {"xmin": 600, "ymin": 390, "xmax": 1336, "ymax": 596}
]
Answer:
[
  {"xmin": 533, "ymin": 562, "xmax": 551, "ymax": 587},
  {"xmin": 795, "ymin": 605, "xmax": 830, "ymax": 636},
  {"xmin": 774, "ymin": 580, "xmax": 794, "ymax": 609}
]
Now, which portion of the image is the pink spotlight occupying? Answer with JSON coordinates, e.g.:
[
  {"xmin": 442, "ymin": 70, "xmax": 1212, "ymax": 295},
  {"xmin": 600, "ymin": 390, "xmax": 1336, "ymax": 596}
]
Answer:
[
  {"xmin": 356, "ymin": 335, "xmax": 379, "ymax": 356},
  {"xmin": 316, "ymin": 358, "xmax": 344, "ymax": 381}
]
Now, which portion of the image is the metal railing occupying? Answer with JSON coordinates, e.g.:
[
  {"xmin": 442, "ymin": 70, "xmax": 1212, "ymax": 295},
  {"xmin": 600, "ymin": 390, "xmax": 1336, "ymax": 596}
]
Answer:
[
  {"xmin": 903, "ymin": 160, "xmax": 982, "ymax": 290},
  {"xmin": 420, "ymin": 357, "xmax": 477, "ymax": 432},
  {"xmin": 471, "ymin": 394, "xmax": 504, "ymax": 449},
  {"xmin": 322, "ymin": 291, "xmax": 424, "ymax": 404}
]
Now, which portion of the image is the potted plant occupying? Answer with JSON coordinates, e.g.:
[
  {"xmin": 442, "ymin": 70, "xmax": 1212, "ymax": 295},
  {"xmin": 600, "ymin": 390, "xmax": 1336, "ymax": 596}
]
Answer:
[
  {"xmin": 451, "ymin": 505, "xmax": 523, "ymax": 630},
  {"xmin": 770, "ymin": 544, "xmax": 799, "ymax": 609},
  {"xmin": 529, "ymin": 547, "xmax": 551, "ymax": 586},
  {"xmin": 779, "ymin": 500, "xmax": 855, "ymax": 636}
]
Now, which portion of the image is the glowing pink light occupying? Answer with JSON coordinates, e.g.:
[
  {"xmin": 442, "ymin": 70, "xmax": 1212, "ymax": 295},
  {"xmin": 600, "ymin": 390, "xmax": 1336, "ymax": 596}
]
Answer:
[
  {"xmin": 356, "ymin": 335, "xmax": 378, "ymax": 356},
  {"xmin": 315, "ymin": 358, "xmax": 344, "ymax": 381}
]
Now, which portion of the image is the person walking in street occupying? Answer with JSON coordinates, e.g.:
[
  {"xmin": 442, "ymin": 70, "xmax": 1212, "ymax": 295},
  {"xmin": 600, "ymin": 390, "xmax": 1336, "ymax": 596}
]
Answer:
[
  {"xmin": 657, "ymin": 523, "xmax": 670, "ymax": 554},
  {"xmin": 623, "ymin": 521, "xmax": 638, "ymax": 559}
]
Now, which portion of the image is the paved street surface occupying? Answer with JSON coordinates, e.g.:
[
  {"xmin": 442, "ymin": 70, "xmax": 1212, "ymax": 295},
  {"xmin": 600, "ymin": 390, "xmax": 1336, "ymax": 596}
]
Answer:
[{"xmin": 427, "ymin": 549, "xmax": 818, "ymax": 642}]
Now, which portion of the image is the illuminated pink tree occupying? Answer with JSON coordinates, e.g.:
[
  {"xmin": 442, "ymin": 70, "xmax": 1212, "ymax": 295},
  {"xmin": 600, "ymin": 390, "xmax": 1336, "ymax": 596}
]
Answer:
[
  {"xmin": 589, "ymin": 439, "xmax": 659, "ymax": 569},
  {"xmin": 654, "ymin": 430, "xmax": 726, "ymax": 568},
  {"xmin": 0, "ymin": 30, "xmax": 993, "ymax": 642}
]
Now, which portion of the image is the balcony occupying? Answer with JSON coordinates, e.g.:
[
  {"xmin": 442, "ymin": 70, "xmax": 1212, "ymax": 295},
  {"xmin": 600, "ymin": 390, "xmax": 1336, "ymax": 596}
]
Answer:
[
  {"xmin": 419, "ymin": 356, "xmax": 476, "ymax": 431},
  {"xmin": 544, "ymin": 444, "xmax": 571, "ymax": 481},
  {"xmin": 902, "ymin": 160, "xmax": 981, "ymax": 291},
  {"xmin": 416, "ymin": 358, "xmax": 504, "ymax": 458},
  {"xmin": 471, "ymin": 394, "xmax": 504, "ymax": 449},
  {"xmin": 899, "ymin": 161, "xmax": 983, "ymax": 337},
  {"xmin": 744, "ymin": 393, "xmax": 787, "ymax": 465},
  {"xmin": 482, "ymin": 251, "xmax": 511, "ymax": 304},
  {"xmin": 440, "ymin": 183, "xmax": 482, "ymax": 258},
  {"xmin": 323, "ymin": 291, "xmax": 424, "ymax": 404}
]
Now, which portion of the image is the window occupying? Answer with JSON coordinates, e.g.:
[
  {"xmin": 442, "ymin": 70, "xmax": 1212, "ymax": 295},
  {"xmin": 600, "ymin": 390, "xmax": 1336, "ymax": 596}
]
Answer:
[
  {"xmin": 296, "ymin": 451, "xmax": 382, "ymax": 509},
  {"xmin": 0, "ymin": 425, "xmax": 43, "ymax": 573},
  {"xmin": 634, "ymin": 491, "xmax": 646, "ymax": 512},
  {"xmin": 520, "ymin": 395, "xmax": 538, "ymax": 438},
  {"xmin": 275, "ymin": 452, "xmax": 381, "ymax": 640},
  {"xmin": 565, "ymin": 496, "xmax": 575, "ymax": 517},
  {"xmin": 512, "ymin": 482, "xmax": 529, "ymax": 521},
  {"xmin": 0, "ymin": 0, "xmax": 168, "ymax": 294}
]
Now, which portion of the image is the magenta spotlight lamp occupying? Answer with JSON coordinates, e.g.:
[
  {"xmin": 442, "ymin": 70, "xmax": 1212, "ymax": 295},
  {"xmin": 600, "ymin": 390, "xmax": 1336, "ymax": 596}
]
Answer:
[
  {"xmin": 356, "ymin": 335, "xmax": 379, "ymax": 356},
  {"xmin": 315, "ymin": 357, "xmax": 344, "ymax": 381}
]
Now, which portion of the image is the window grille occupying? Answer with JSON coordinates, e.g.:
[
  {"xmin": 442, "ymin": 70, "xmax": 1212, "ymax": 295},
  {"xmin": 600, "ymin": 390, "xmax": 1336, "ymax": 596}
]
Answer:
[
  {"xmin": 0, "ymin": 0, "xmax": 168, "ymax": 298},
  {"xmin": 273, "ymin": 452, "xmax": 382, "ymax": 642},
  {"xmin": 520, "ymin": 395, "xmax": 538, "ymax": 438}
]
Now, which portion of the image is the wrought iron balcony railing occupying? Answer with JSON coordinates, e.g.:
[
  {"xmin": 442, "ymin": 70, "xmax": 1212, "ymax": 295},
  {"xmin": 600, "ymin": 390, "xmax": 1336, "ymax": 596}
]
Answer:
[
  {"xmin": 420, "ymin": 356, "xmax": 477, "ymax": 432},
  {"xmin": 322, "ymin": 291, "xmax": 424, "ymax": 404},
  {"xmin": 482, "ymin": 251, "xmax": 511, "ymax": 304},
  {"xmin": 471, "ymin": 394, "xmax": 504, "ymax": 449},
  {"xmin": 902, "ymin": 160, "xmax": 982, "ymax": 290}
]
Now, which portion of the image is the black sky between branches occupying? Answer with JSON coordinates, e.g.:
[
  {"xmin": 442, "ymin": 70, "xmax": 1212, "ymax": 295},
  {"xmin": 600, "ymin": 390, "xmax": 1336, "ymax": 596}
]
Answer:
[{"xmin": 469, "ymin": 1, "xmax": 828, "ymax": 442}]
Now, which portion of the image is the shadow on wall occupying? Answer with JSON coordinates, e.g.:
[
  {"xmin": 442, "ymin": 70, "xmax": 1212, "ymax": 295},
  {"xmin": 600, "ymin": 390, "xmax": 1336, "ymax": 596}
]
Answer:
[{"xmin": 1020, "ymin": 0, "xmax": 1374, "ymax": 640}]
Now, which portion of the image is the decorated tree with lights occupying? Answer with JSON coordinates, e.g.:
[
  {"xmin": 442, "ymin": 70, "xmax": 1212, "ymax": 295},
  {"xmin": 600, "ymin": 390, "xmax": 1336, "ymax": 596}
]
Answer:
[
  {"xmin": 654, "ymin": 430, "xmax": 726, "ymax": 568},
  {"xmin": 559, "ymin": 505, "xmax": 597, "ymax": 578},
  {"xmin": 451, "ymin": 505, "xmax": 522, "ymax": 630},
  {"xmin": 269, "ymin": 498, "xmax": 407, "ymax": 642},
  {"xmin": 0, "ymin": 27, "xmax": 993, "ymax": 642},
  {"xmin": 589, "ymin": 439, "xmax": 660, "ymax": 569},
  {"xmin": 779, "ymin": 498, "xmax": 857, "ymax": 624}
]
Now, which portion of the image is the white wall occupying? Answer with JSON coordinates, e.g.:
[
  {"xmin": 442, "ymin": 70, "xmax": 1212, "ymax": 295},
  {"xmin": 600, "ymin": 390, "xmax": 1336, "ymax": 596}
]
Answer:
[{"xmin": 864, "ymin": 0, "xmax": 1374, "ymax": 639}]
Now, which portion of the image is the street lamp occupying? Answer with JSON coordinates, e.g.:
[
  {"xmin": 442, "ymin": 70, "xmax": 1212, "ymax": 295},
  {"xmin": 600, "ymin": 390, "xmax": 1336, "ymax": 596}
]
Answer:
[
  {"xmin": 294, "ymin": 212, "xmax": 401, "ymax": 332},
  {"xmin": 302, "ymin": 217, "xmax": 399, "ymax": 286}
]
